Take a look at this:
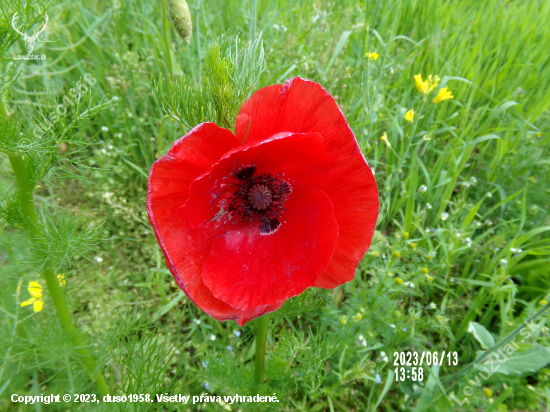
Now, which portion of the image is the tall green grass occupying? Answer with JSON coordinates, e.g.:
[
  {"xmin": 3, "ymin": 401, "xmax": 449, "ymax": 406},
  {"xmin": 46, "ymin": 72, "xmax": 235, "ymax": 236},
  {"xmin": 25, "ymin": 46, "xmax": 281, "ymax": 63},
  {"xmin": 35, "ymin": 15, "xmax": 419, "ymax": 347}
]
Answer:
[{"xmin": 1, "ymin": 0, "xmax": 550, "ymax": 411}]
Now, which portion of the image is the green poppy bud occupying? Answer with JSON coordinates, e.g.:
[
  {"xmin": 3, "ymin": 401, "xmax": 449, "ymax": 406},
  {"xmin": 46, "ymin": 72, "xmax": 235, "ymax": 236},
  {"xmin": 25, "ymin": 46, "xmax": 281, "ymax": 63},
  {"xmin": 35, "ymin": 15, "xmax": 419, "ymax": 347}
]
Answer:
[{"xmin": 167, "ymin": 0, "xmax": 193, "ymax": 44}]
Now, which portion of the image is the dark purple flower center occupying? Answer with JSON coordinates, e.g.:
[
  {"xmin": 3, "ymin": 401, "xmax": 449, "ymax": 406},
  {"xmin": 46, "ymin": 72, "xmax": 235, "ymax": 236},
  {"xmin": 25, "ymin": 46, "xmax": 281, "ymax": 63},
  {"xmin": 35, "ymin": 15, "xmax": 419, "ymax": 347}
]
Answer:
[
  {"xmin": 227, "ymin": 165, "xmax": 291, "ymax": 235},
  {"xmin": 248, "ymin": 184, "xmax": 272, "ymax": 210}
]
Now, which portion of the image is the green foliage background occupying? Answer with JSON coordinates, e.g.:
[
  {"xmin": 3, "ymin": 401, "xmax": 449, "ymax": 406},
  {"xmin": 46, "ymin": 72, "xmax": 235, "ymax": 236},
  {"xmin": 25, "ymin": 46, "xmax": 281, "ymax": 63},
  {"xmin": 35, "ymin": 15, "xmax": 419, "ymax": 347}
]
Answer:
[{"xmin": 1, "ymin": 0, "xmax": 550, "ymax": 411}]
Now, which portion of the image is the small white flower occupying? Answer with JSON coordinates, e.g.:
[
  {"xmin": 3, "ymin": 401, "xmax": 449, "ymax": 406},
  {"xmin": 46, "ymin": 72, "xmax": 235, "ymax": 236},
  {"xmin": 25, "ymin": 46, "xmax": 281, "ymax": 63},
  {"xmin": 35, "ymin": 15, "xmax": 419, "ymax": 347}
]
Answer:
[
  {"xmin": 425, "ymin": 203, "xmax": 432, "ymax": 210},
  {"xmin": 94, "ymin": 256, "xmax": 103, "ymax": 263},
  {"xmin": 233, "ymin": 330, "xmax": 241, "ymax": 338},
  {"xmin": 470, "ymin": 177, "xmax": 477, "ymax": 184},
  {"xmin": 403, "ymin": 281, "xmax": 415, "ymax": 288},
  {"xmin": 193, "ymin": 318, "xmax": 201, "ymax": 325},
  {"xmin": 273, "ymin": 23, "xmax": 280, "ymax": 29},
  {"xmin": 101, "ymin": 126, "xmax": 109, "ymax": 132},
  {"xmin": 485, "ymin": 219, "xmax": 492, "ymax": 225},
  {"xmin": 208, "ymin": 334, "xmax": 216, "ymax": 341},
  {"xmin": 463, "ymin": 182, "xmax": 471, "ymax": 188},
  {"xmin": 425, "ymin": 228, "xmax": 432, "ymax": 233},
  {"xmin": 114, "ymin": 133, "xmax": 122, "ymax": 138},
  {"xmin": 380, "ymin": 351, "xmax": 389, "ymax": 362},
  {"xmin": 474, "ymin": 220, "xmax": 482, "ymax": 227},
  {"xmin": 500, "ymin": 259, "xmax": 508, "ymax": 267},
  {"xmin": 419, "ymin": 185, "xmax": 428, "ymax": 193},
  {"xmin": 486, "ymin": 192, "xmax": 492, "ymax": 198},
  {"xmin": 113, "ymin": 96, "xmax": 119, "ymax": 101},
  {"xmin": 428, "ymin": 302, "xmax": 437, "ymax": 309},
  {"xmin": 441, "ymin": 212, "xmax": 449, "ymax": 221}
]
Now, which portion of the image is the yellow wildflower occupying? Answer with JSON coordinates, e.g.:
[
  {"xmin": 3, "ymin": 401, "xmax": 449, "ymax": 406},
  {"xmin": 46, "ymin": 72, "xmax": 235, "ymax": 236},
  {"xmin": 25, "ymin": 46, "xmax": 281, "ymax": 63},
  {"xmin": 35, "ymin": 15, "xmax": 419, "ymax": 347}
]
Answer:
[
  {"xmin": 427, "ymin": 276, "xmax": 434, "ymax": 283},
  {"xmin": 371, "ymin": 251, "xmax": 379, "ymax": 257},
  {"xmin": 414, "ymin": 74, "xmax": 428, "ymax": 94},
  {"xmin": 366, "ymin": 52, "xmax": 379, "ymax": 60},
  {"xmin": 355, "ymin": 313, "xmax": 362, "ymax": 321},
  {"xmin": 405, "ymin": 109, "xmax": 415, "ymax": 123},
  {"xmin": 421, "ymin": 267, "xmax": 429, "ymax": 274},
  {"xmin": 414, "ymin": 74, "xmax": 439, "ymax": 94},
  {"xmin": 21, "ymin": 281, "xmax": 44, "ymax": 312},
  {"xmin": 484, "ymin": 388, "xmax": 493, "ymax": 398},
  {"xmin": 433, "ymin": 87, "xmax": 454, "ymax": 104},
  {"xmin": 392, "ymin": 251, "xmax": 401, "ymax": 259},
  {"xmin": 380, "ymin": 132, "xmax": 391, "ymax": 147},
  {"xmin": 57, "ymin": 274, "xmax": 66, "ymax": 287},
  {"xmin": 402, "ymin": 232, "xmax": 409, "ymax": 239},
  {"xmin": 540, "ymin": 299, "xmax": 548, "ymax": 306},
  {"xmin": 341, "ymin": 315, "xmax": 347, "ymax": 325},
  {"xmin": 411, "ymin": 242, "xmax": 417, "ymax": 250},
  {"xmin": 396, "ymin": 278, "xmax": 403, "ymax": 285}
]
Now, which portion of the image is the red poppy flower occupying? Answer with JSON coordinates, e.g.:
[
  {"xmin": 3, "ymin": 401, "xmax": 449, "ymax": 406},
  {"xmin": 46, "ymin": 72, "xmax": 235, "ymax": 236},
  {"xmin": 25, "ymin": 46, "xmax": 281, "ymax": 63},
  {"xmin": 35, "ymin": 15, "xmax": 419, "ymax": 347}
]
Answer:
[{"xmin": 147, "ymin": 77, "xmax": 379, "ymax": 326}]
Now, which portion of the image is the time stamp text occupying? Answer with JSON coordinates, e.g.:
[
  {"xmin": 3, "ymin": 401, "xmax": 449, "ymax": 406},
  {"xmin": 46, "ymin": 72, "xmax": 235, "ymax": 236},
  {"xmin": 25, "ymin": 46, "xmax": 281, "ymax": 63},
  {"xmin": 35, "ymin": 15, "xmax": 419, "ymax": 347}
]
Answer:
[{"xmin": 393, "ymin": 351, "xmax": 459, "ymax": 381}]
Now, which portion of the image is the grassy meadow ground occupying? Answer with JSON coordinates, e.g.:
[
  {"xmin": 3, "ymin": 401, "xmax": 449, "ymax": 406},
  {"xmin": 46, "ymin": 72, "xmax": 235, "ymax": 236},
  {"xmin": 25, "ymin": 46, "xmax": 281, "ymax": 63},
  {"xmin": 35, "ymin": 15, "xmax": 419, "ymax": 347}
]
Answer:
[{"xmin": 1, "ymin": 0, "xmax": 550, "ymax": 410}]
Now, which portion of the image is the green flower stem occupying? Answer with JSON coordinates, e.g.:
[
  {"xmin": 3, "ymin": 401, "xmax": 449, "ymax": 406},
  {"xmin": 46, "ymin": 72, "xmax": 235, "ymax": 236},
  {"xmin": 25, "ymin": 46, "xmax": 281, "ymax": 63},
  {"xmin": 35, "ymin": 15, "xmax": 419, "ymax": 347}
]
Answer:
[
  {"xmin": 0, "ymin": 94, "xmax": 8, "ymax": 120},
  {"xmin": 162, "ymin": 0, "xmax": 173, "ymax": 78},
  {"xmin": 254, "ymin": 315, "xmax": 270, "ymax": 385},
  {"xmin": 3, "ymin": 99, "xmax": 109, "ymax": 396}
]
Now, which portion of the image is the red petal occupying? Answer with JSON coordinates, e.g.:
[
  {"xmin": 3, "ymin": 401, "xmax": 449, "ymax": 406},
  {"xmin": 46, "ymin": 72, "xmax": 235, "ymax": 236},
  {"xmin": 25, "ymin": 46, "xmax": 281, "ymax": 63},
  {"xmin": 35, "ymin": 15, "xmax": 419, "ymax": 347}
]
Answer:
[
  {"xmin": 153, "ymin": 227, "xmax": 283, "ymax": 326},
  {"xmin": 148, "ymin": 122, "xmax": 240, "ymax": 206},
  {"xmin": 202, "ymin": 190, "xmax": 339, "ymax": 310},
  {"xmin": 236, "ymin": 78, "xmax": 379, "ymax": 287},
  {"xmin": 148, "ymin": 123, "xmax": 281, "ymax": 325},
  {"xmin": 235, "ymin": 77, "xmax": 358, "ymax": 158},
  {"xmin": 183, "ymin": 131, "xmax": 329, "ymax": 245}
]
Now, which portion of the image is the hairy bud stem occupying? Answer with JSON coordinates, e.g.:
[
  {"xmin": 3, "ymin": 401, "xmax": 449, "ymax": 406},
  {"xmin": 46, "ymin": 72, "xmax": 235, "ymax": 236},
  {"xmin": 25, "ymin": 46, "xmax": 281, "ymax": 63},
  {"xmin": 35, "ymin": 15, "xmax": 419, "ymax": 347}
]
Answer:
[{"xmin": 167, "ymin": 0, "xmax": 193, "ymax": 44}]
